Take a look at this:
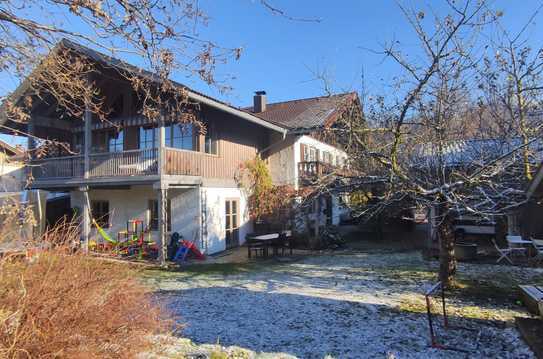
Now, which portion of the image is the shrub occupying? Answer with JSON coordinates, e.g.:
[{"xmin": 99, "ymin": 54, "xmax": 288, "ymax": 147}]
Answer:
[{"xmin": 0, "ymin": 220, "xmax": 168, "ymax": 358}]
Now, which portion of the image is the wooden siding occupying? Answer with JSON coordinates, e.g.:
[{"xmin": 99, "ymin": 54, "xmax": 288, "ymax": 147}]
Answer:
[
  {"xmin": 164, "ymin": 139, "xmax": 257, "ymax": 178},
  {"xmin": 30, "ymin": 103, "xmax": 272, "ymax": 182}
]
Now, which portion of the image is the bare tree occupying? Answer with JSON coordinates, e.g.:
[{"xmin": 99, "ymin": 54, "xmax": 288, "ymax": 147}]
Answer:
[
  {"xmin": 0, "ymin": 0, "xmax": 246, "ymax": 144},
  {"xmin": 478, "ymin": 4, "xmax": 543, "ymax": 180},
  {"xmin": 331, "ymin": 0, "xmax": 542, "ymax": 286}
]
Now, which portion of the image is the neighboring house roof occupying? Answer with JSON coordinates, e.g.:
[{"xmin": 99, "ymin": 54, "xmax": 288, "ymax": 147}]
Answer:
[
  {"xmin": 0, "ymin": 140, "xmax": 23, "ymax": 157},
  {"xmin": 243, "ymin": 92, "xmax": 359, "ymax": 131},
  {"xmin": 0, "ymin": 39, "xmax": 287, "ymax": 136},
  {"xmin": 415, "ymin": 138, "xmax": 543, "ymax": 168}
]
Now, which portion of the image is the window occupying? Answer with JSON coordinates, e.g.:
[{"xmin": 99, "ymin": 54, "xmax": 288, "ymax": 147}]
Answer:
[
  {"xmin": 167, "ymin": 123, "xmax": 194, "ymax": 150},
  {"xmin": 309, "ymin": 147, "xmax": 317, "ymax": 161},
  {"xmin": 148, "ymin": 199, "xmax": 171, "ymax": 231},
  {"xmin": 204, "ymin": 125, "xmax": 218, "ymax": 155},
  {"xmin": 225, "ymin": 199, "xmax": 240, "ymax": 248},
  {"xmin": 302, "ymin": 145, "xmax": 318, "ymax": 161},
  {"xmin": 73, "ymin": 133, "xmax": 83, "ymax": 153},
  {"xmin": 139, "ymin": 126, "xmax": 157, "ymax": 149},
  {"xmin": 91, "ymin": 200, "xmax": 109, "ymax": 227},
  {"xmin": 108, "ymin": 130, "xmax": 124, "ymax": 152},
  {"xmin": 92, "ymin": 131, "xmax": 108, "ymax": 153},
  {"xmin": 322, "ymin": 151, "xmax": 332, "ymax": 164}
]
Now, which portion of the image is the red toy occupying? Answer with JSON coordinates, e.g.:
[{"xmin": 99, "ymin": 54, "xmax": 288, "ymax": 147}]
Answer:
[{"xmin": 180, "ymin": 239, "xmax": 205, "ymax": 260}]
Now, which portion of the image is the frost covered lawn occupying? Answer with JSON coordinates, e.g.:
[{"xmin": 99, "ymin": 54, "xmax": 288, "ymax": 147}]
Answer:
[{"xmin": 145, "ymin": 250, "xmax": 543, "ymax": 358}]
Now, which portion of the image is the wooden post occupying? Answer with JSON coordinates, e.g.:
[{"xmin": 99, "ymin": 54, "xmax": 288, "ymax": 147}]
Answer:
[
  {"xmin": 157, "ymin": 115, "xmax": 166, "ymax": 174},
  {"xmin": 157, "ymin": 186, "xmax": 168, "ymax": 266},
  {"xmin": 84, "ymin": 101, "xmax": 92, "ymax": 179},
  {"xmin": 26, "ymin": 118, "xmax": 36, "ymax": 184},
  {"xmin": 157, "ymin": 113, "xmax": 167, "ymax": 265},
  {"xmin": 81, "ymin": 98, "xmax": 92, "ymax": 252},
  {"xmin": 80, "ymin": 186, "xmax": 90, "ymax": 252}
]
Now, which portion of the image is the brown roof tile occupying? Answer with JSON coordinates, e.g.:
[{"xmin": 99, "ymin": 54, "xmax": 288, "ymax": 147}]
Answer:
[{"xmin": 243, "ymin": 92, "xmax": 357, "ymax": 130}]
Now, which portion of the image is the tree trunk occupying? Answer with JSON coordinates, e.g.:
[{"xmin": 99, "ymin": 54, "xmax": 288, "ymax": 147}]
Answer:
[{"xmin": 438, "ymin": 208, "xmax": 456, "ymax": 287}]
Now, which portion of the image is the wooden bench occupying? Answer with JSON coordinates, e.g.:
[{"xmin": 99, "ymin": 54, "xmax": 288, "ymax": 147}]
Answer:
[{"xmin": 519, "ymin": 285, "xmax": 543, "ymax": 315}]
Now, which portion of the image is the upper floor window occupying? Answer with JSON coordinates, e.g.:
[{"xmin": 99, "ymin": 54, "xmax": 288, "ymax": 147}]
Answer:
[
  {"xmin": 108, "ymin": 130, "xmax": 124, "ymax": 152},
  {"xmin": 92, "ymin": 129, "xmax": 123, "ymax": 153},
  {"xmin": 204, "ymin": 125, "xmax": 218, "ymax": 155},
  {"xmin": 139, "ymin": 126, "xmax": 156, "ymax": 149},
  {"xmin": 322, "ymin": 151, "xmax": 332, "ymax": 164},
  {"xmin": 138, "ymin": 124, "xmax": 195, "ymax": 150},
  {"xmin": 303, "ymin": 146, "xmax": 318, "ymax": 162},
  {"xmin": 166, "ymin": 123, "xmax": 194, "ymax": 150}
]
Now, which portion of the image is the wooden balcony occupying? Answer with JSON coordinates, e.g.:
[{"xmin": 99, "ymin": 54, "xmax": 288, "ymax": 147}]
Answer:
[
  {"xmin": 31, "ymin": 148, "xmax": 158, "ymax": 180},
  {"xmin": 298, "ymin": 161, "xmax": 336, "ymax": 178},
  {"xmin": 29, "ymin": 146, "xmax": 246, "ymax": 184}
]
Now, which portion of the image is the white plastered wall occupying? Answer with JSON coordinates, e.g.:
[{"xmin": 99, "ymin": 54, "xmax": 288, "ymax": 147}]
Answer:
[
  {"xmin": 70, "ymin": 185, "xmax": 200, "ymax": 246},
  {"xmin": 201, "ymin": 186, "xmax": 251, "ymax": 254},
  {"xmin": 71, "ymin": 184, "xmax": 251, "ymax": 255}
]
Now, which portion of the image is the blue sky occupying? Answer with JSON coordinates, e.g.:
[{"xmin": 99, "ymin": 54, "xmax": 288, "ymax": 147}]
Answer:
[{"xmin": 2, "ymin": 0, "xmax": 543, "ymax": 146}]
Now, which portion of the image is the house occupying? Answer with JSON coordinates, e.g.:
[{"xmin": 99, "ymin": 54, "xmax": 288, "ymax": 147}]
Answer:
[
  {"xmin": 246, "ymin": 92, "xmax": 357, "ymax": 234},
  {"xmin": 0, "ymin": 139, "xmax": 25, "ymax": 192},
  {"xmin": 518, "ymin": 164, "xmax": 543, "ymax": 238},
  {"xmin": 0, "ymin": 40, "xmax": 360, "ymax": 258}
]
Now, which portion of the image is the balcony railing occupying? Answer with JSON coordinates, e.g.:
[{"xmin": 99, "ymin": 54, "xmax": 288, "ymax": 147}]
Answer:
[
  {"xmin": 31, "ymin": 155, "xmax": 84, "ymax": 179},
  {"xmin": 88, "ymin": 148, "xmax": 158, "ymax": 177},
  {"xmin": 298, "ymin": 161, "xmax": 336, "ymax": 178},
  {"xmin": 30, "ymin": 147, "xmax": 230, "ymax": 181},
  {"xmin": 31, "ymin": 148, "xmax": 158, "ymax": 180}
]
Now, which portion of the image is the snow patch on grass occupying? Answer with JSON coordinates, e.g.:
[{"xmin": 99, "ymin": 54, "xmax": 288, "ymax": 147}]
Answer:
[{"xmin": 148, "ymin": 251, "xmax": 539, "ymax": 358}]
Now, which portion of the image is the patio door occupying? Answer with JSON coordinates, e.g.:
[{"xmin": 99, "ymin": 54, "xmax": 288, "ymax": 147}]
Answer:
[{"xmin": 225, "ymin": 198, "xmax": 240, "ymax": 249}]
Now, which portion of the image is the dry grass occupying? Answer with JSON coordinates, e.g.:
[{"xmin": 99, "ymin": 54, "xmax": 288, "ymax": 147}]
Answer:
[{"xmin": 0, "ymin": 215, "xmax": 169, "ymax": 358}]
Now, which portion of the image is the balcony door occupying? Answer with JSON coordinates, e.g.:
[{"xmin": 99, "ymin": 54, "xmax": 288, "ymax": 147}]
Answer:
[{"xmin": 225, "ymin": 198, "xmax": 240, "ymax": 249}]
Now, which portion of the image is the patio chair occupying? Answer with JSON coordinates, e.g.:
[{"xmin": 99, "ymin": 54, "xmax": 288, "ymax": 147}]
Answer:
[
  {"xmin": 271, "ymin": 230, "xmax": 293, "ymax": 256},
  {"xmin": 492, "ymin": 239, "xmax": 515, "ymax": 265}
]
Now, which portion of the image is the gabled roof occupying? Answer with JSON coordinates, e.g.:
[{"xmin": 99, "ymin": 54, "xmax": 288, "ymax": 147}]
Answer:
[
  {"xmin": 243, "ymin": 92, "xmax": 359, "ymax": 131},
  {"xmin": 1, "ymin": 39, "xmax": 287, "ymax": 135}
]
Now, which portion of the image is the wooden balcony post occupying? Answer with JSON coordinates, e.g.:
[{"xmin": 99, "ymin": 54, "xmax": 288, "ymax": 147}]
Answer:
[
  {"xmin": 157, "ymin": 114, "xmax": 166, "ymax": 175},
  {"xmin": 157, "ymin": 186, "xmax": 168, "ymax": 266},
  {"xmin": 81, "ymin": 88, "xmax": 92, "ymax": 251},
  {"xmin": 157, "ymin": 113, "xmax": 167, "ymax": 265},
  {"xmin": 83, "ymin": 100, "xmax": 91, "ymax": 179},
  {"xmin": 26, "ymin": 118, "xmax": 36, "ymax": 184}
]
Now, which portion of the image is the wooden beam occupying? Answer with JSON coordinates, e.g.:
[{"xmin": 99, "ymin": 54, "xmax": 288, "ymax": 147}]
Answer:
[
  {"xmin": 32, "ymin": 115, "xmax": 73, "ymax": 131},
  {"xmin": 79, "ymin": 185, "xmax": 90, "ymax": 253},
  {"xmin": 157, "ymin": 187, "xmax": 168, "ymax": 266},
  {"xmin": 83, "ymin": 101, "xmax": 91, "ymax": 179}
]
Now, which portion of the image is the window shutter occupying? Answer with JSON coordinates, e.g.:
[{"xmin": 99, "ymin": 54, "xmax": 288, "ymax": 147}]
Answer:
[{"xmin": 300, "ymin": 143, "xmax": 306, "ymax": 161}]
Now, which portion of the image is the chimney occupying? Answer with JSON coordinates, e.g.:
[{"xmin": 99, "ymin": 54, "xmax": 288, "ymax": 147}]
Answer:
[{"xmin": 253, "ymin": 91, "xmax": 267, "ymax": 113}]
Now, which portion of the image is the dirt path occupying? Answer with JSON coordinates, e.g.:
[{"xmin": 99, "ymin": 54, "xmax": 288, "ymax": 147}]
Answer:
[{"xmin": 146, "ymin": 251, "xmax": 542, "ymax": 358}]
